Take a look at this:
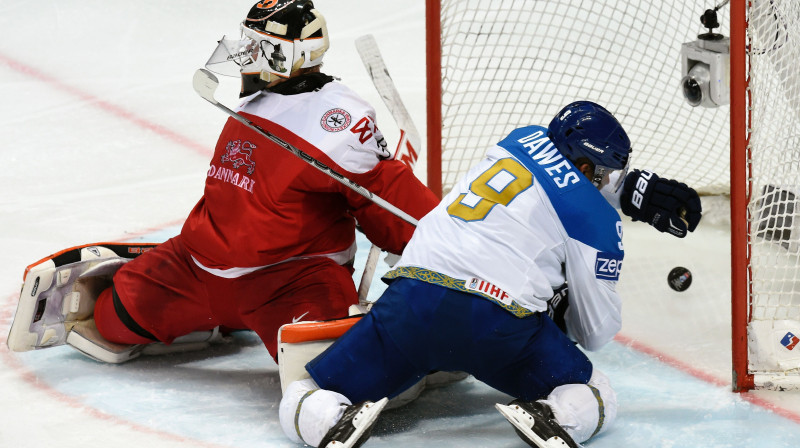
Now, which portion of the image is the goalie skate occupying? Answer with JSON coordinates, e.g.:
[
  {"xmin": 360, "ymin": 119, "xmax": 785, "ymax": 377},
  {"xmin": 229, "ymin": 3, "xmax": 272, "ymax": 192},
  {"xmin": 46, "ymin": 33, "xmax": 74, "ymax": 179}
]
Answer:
[
  {"xmin": 495, "ymin": 400, "xmax": 581, "ymax": 448},
  {"xmin": 6, "ymin": 242, "xmax": 157, "ymax": 353},
  {"xmin": 318, "ymin": 398, "xmax": 388, "ymax": 448}
]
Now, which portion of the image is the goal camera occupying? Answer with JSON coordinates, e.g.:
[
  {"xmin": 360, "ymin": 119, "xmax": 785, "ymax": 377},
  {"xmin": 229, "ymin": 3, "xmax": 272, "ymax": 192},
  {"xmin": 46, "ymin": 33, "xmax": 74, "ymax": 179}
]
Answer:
[{"xmin": 679, "ymin": 8, "xmax": 730, "ymax": 108}]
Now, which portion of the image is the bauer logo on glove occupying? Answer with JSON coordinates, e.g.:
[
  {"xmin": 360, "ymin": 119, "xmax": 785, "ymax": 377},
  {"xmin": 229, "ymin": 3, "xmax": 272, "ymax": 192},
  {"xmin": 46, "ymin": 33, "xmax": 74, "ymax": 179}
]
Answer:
[{"xmin": 620, "ymin": 169, "xmax": 702, "ymax": 238}]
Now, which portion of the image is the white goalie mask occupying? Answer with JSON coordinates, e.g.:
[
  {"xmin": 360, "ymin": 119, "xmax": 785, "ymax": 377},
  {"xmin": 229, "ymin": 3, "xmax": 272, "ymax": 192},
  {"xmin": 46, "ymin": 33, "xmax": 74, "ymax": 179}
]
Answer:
[{"xmin": 205, "ymin": 0, "xmax": 329, "ymax": 87}]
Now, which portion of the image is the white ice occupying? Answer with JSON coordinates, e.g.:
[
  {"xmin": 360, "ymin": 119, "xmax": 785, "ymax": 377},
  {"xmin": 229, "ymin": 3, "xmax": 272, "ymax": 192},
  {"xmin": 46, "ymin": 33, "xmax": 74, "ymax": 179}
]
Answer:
[{"xmin": 1, "ymin": 1, "xmax": 800, "ymax": 447}]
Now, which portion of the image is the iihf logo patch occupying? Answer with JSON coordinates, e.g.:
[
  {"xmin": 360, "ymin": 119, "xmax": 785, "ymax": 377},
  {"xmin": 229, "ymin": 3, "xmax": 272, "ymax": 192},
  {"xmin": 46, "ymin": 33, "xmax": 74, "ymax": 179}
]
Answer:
[
  {"xmin": 780, "ymin": 332, "xmax": 800, "ymax": 351},
  {"xmin": 465, "ymin": 277, "xmax": 512, "ymax": 305},
  {"xmin": 321, "ymin": 108, "xmax": 351, "ymax": 132}
]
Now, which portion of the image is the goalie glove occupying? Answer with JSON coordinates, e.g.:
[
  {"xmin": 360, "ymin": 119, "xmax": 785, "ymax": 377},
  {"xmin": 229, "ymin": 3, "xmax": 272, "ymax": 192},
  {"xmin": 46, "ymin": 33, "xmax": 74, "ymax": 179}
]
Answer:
[{"xmin": 620, "ymin": 169, "xmax": 702, "ymax": 238}]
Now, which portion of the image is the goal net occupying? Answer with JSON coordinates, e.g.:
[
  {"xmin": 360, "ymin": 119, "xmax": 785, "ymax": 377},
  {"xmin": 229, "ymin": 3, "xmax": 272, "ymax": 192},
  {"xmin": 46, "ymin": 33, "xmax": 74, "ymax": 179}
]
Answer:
[{"xmin": 425, "ymin": 0, "xmax": 800, "ymax": 390}]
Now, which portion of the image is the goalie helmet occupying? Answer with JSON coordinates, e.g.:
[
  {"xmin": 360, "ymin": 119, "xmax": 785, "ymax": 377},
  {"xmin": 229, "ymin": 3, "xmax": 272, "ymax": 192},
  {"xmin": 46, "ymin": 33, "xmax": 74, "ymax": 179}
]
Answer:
[
  {"xmin": 547, "ymin": 101, "xmax": 631, "ymax": 191},
  {"xmin": 206, "ymin": 0, "xmax": 330, "ymax": 97},
  {"xmin": 242, "ymin": 0, "xmax": 329, "ymax": 92}
]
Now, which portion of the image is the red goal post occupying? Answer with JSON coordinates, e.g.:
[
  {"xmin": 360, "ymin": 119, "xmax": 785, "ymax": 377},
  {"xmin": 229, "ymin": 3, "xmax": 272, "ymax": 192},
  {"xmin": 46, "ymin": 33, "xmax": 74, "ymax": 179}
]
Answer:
[{"xmin": 425, "ymin": 0, "xmax": 800, "ymax": 392}]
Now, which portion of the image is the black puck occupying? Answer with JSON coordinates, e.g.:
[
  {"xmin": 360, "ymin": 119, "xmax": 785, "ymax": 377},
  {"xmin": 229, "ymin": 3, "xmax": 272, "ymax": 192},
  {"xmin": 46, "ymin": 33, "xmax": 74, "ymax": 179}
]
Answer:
[{"xmin": 668, "ymin": 267, "xmax": 692, "ymax": 292}]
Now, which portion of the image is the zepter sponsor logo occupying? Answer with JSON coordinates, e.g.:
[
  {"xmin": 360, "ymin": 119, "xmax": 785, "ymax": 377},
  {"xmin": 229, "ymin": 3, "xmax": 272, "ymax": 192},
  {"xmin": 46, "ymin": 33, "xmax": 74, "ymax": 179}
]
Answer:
[{"xmin": 595, "ymin": 251, "xmax": 623, "ymax": 280}]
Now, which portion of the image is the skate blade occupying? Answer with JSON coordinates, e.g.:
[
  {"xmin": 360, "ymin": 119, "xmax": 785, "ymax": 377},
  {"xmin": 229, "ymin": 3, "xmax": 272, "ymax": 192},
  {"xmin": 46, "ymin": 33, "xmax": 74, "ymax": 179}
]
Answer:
[
  {"xmin": 326, "ymin": 397, "xmax": 389, "ymax": 448},
  {"xmin": 495, "ymin": 403, "xmax": 576, "ymax": 448}
]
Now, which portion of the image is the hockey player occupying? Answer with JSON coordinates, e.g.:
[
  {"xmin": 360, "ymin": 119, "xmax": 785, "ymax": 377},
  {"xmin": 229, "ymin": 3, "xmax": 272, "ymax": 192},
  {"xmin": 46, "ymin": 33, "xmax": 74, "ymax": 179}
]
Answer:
[
  {"xmin": 278, "ymin": 101, "xmax": 702, "ymax": 448},
  {"xmin": 6, "ymin": 0, "xmax": 438, "ymax": 364}
]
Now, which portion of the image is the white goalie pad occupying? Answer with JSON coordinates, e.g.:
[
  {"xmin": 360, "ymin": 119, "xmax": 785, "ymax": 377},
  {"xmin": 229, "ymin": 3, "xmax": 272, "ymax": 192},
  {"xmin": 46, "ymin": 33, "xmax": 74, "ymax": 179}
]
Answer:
[
  {"xmin": 66, "ymin": 318, "xmax": 144, "ymax": 363},
  {"xmin": 277, "ymin": 317, "xmax": 363, "ymax": 393},
  {"xmin": 7, "ymin": 246, "xmax": 130, "ymax": 352},
  {"xmin": 66, "ymin": 322, "xmax": 225, "ymax": 364}
]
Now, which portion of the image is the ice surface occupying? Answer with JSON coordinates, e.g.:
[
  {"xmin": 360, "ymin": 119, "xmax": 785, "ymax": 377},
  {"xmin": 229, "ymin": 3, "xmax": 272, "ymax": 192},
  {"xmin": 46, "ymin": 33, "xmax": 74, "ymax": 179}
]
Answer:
[{"xmin": 1, "ymin": 1, "xmax": 800, "ymax": 447}]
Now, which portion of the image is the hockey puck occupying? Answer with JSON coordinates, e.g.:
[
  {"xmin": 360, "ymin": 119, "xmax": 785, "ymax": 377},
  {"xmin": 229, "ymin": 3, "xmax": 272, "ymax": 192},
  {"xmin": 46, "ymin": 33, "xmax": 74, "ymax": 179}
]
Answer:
[{"xmin": 667, "ymin": 267, "xmax": 692, "ymax": 292}]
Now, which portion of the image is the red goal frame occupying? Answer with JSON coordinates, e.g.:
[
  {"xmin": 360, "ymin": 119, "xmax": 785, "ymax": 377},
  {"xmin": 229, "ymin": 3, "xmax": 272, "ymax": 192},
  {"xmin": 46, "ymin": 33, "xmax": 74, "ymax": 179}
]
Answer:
[{"xmin": 425, "ymin": 0, "xmax": 755, "ymax": 392}]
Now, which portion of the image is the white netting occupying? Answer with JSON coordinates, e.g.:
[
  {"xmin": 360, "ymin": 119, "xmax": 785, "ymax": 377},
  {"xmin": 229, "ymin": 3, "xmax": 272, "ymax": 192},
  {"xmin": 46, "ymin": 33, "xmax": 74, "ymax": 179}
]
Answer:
[
  {"xmin": 438, "ymin": 0, "xmax": 730, "ymax": 195},
  {"xmin": 436, "ymin": 0, "xmax": 800, "ymax": 386},
  {"xmin": 747, "ymin": 0, "xmax": 800, "ymax": 380}
]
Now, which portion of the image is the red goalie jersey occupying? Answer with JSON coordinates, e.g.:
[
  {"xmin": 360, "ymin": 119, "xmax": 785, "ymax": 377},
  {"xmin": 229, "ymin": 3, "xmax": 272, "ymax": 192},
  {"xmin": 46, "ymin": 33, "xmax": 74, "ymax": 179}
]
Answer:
[
  {"xmin": 99, "ymin": 74, "xmax": 437, "ymax": 361},
  {"xmin": 182, "ymin": 75, "xmax": 437, "ymax": 272}
]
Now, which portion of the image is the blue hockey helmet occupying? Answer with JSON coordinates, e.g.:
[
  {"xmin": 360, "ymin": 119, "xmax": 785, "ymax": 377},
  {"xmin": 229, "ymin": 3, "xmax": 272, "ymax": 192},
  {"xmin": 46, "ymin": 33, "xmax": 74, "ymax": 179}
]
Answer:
[{"xmin": 547, "ymin": 101, "xmax": 631, "ymax": 190}]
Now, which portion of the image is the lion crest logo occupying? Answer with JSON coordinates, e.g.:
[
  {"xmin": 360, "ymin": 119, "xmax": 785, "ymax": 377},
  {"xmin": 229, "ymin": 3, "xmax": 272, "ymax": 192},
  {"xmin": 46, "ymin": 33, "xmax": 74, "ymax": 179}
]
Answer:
[{"xmin": 221, "ymin": 140, "xmax": 256, "ymax": 175}]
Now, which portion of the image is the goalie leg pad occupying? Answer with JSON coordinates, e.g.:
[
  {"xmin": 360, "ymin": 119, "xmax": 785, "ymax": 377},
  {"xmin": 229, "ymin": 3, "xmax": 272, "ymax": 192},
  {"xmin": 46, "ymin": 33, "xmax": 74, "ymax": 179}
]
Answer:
[
  {"xmin": 277, "ymin": 317, "xmax": 363, "ymax": 393},
  {"xmin": 8, "ymin": 242, "xmax": 227, "ymax": 363},
  {"xmin": 66, "ymin": 318, "xmax": 144, "ymax": 363},
  {"xmin": 140, "ymin": 326, "xmax": 226, "ymax": 356},
  {"xmin": 7, "ymin": 244, "xmax": 136, "ymax": 352}
]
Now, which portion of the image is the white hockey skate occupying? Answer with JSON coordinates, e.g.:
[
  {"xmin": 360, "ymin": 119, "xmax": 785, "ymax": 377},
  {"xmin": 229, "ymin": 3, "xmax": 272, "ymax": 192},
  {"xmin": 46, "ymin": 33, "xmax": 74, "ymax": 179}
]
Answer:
[
  {"xmin": 317, "ymin": 397, "xmax": 388, "ymax": 448},
  {"xmin": 496, "ymin": 400, "xmax": 581, "ymax": 448}
]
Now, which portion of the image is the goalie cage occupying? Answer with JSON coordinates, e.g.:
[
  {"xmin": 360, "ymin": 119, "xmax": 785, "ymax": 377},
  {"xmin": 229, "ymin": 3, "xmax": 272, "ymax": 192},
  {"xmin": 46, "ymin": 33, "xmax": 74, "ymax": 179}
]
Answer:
[{"xmin": 423, "ymin": 0, "xmax": 800, "ymax": 391}]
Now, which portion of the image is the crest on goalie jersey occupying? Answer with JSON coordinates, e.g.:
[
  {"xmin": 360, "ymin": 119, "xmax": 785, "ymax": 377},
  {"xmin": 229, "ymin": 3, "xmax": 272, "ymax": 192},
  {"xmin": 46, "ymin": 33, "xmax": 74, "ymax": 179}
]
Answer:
[
  {"xmin": 221, "ymin": 140, "xmax": 257, "ymax": 175},
  {"xmin": 320, "ymin": 108, "xmax": 351, "ymax": 132}
]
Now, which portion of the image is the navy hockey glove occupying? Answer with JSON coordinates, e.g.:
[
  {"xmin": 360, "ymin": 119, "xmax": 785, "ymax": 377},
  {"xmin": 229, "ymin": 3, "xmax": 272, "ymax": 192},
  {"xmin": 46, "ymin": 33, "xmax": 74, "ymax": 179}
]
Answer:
[
  {"xmin": 546, "ymin": 284, "xmax": 569, "ymax": 335},
  {"xmin": 620, "ymin": 169, "xmax": 702, "ymax": 238}
]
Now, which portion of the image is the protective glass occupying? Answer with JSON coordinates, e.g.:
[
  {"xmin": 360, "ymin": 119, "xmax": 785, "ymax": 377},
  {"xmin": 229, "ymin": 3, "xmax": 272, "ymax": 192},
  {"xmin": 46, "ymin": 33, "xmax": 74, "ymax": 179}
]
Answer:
[
  {"xmin": 594, "ymin": 158, "xmax": 630, "ymax": 194},
  {"xmin": 206, "ymin": 28, "xmax": 296, "ymax": 79},
  {"xmin": 205, "ymin": 35, "xmax": 261, "ymax": 77}
]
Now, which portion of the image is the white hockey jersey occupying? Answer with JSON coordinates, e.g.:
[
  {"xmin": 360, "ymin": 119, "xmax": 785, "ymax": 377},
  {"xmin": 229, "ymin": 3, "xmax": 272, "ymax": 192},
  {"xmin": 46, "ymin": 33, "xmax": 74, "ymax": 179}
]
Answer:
[{"xmin": 386, "ymin": 126, "xmax": 624, "ymax": 351}]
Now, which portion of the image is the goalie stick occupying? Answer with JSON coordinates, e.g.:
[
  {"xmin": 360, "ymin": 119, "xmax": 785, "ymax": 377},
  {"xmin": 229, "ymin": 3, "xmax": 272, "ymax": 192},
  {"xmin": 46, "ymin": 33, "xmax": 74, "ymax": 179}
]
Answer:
[
  {"xmin": 354, "ymin": 34, "xmax": 424, "ymax": 304},
  {"xmin": 355, "ymin": 35, "xmax": 422, "ymax": 170},
  {"xmin": 192, "ymin": 68, "xmax": 419, "ymax": 228}
]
